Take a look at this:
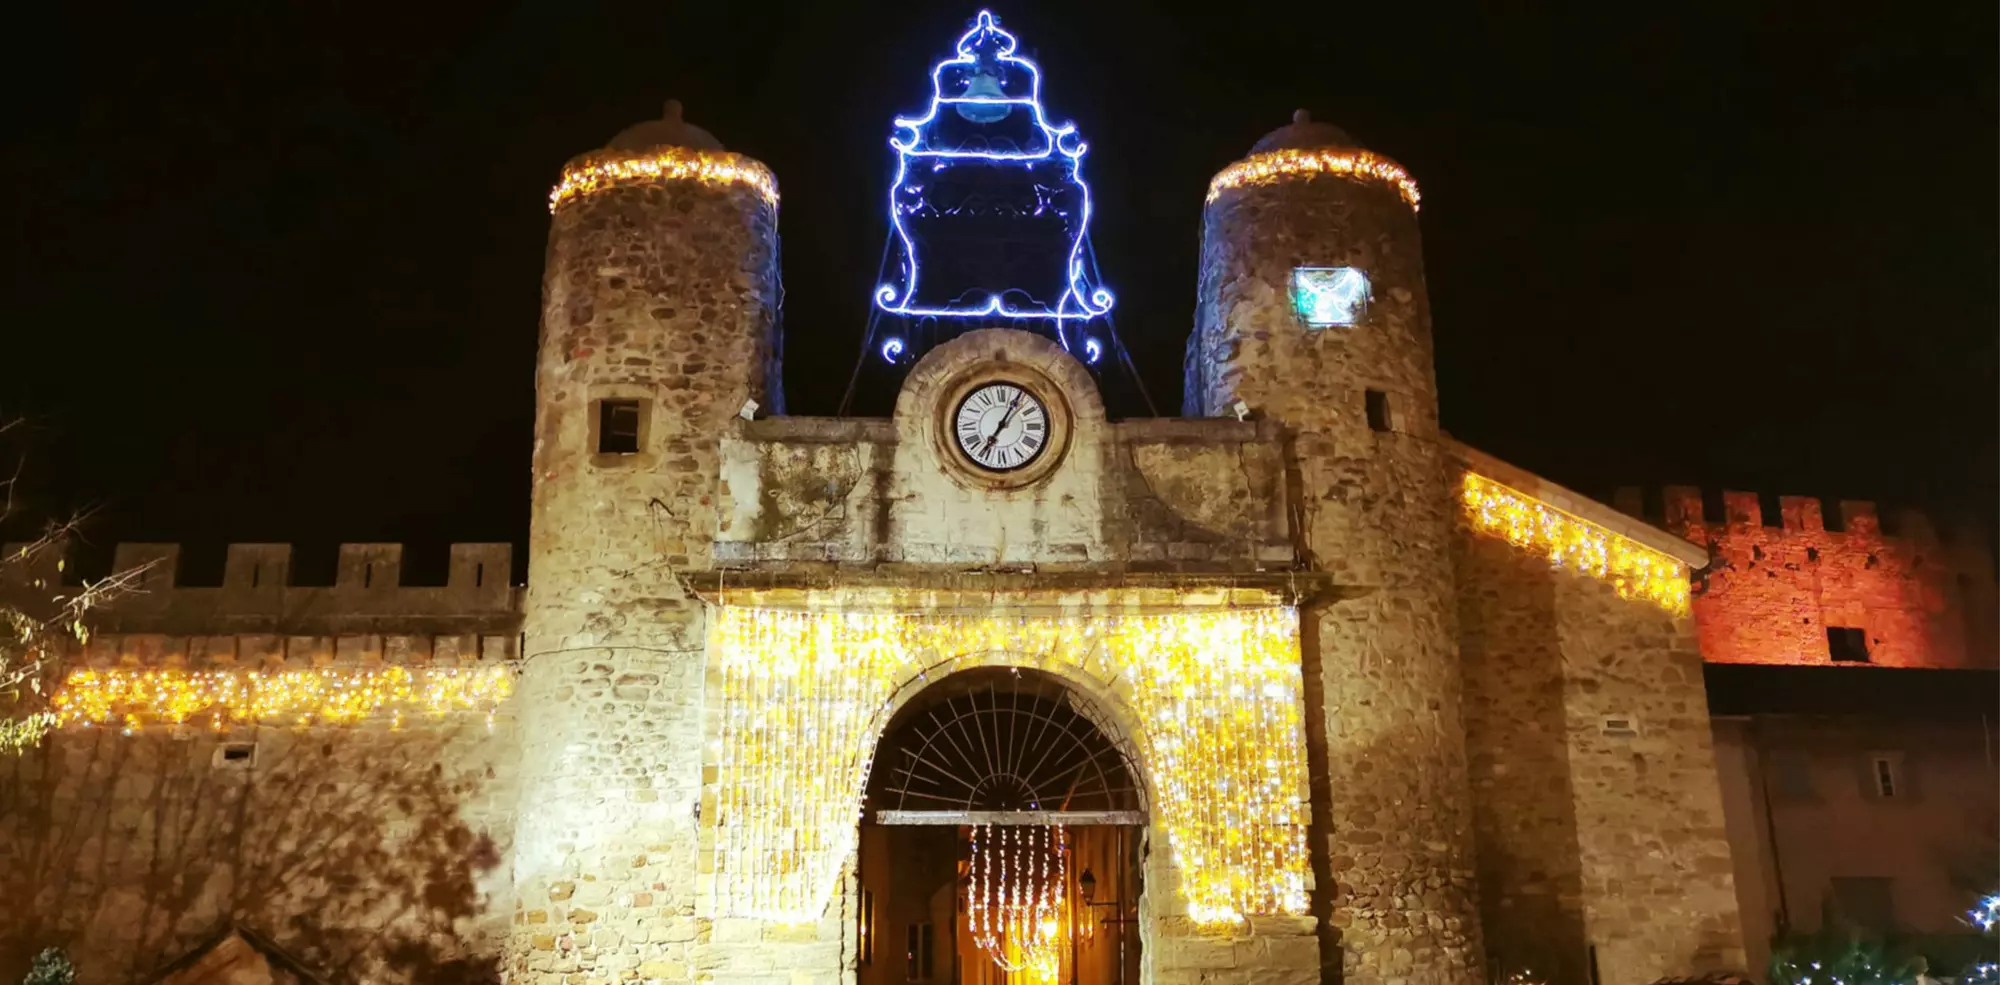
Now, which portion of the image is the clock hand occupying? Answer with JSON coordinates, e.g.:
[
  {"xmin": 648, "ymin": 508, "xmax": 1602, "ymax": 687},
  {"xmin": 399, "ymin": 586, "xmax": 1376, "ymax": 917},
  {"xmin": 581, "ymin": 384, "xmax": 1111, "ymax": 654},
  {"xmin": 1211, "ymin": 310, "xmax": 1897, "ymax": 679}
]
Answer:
[{"xmin": 981, "ymin": 391, "xmax": 1026, "ymax": 453}]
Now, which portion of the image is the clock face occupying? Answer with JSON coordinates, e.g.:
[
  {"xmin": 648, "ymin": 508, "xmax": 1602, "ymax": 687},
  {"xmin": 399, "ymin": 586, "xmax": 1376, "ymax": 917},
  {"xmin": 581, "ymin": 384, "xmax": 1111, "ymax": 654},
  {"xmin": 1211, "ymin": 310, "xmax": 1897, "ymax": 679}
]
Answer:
[{"xmin": 952, "ymin": 382, "xmax": 1050, "ymax": 472}]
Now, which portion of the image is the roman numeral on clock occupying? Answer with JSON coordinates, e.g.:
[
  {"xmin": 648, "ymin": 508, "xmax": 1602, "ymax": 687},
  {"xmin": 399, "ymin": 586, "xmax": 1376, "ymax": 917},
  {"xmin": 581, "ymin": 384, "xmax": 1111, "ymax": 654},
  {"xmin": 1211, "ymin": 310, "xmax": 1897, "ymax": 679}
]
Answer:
[{"xmin": 952, "ymin": 382, "xmax": 1052, "ymax": 472}]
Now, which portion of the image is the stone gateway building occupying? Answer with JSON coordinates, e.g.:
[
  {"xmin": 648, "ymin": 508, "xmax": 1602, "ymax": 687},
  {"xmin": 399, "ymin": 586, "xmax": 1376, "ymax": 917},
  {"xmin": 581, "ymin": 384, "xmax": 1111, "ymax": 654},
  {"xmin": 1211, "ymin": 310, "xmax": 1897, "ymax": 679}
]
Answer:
[{"xmin": 2, "ymin": 12, "xmax": 1766, "ymax": 985}]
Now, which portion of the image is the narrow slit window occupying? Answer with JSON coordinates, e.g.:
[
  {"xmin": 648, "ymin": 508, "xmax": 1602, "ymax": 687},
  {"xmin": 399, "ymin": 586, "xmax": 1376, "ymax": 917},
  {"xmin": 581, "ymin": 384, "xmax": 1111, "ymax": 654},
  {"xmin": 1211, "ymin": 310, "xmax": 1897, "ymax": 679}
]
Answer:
[
  {"xmin": 1872, "ymin": 756, "xmax": 1898, "ymax": 798},
  {"xmin": 599, "ymin": 399, "xmax": 643, "ymax": 455},
  {"xmin": 1365, "ymin": 389, "xmax": 1393, "ymax": 433}
]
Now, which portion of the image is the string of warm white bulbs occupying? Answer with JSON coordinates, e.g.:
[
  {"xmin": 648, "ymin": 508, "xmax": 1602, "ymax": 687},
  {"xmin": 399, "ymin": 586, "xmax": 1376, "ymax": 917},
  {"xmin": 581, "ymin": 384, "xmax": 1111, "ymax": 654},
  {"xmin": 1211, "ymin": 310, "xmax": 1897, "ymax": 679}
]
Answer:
[
  {"xmin": 549, "ymin": 147, "xmax": 778, "ymax": 213},
  {"xmin": 51, "ymin": 665, "xmax": 514, "ymax": 732},
  {"xmin": 969, "ymin": 824, "xmax": 1068, "ymax": 979},
  {"xmin": 707, "ymin": 605, "xmax": 1311, "ymax": 925},
  {"xmin": 1207, "ymin": 147, "xmax": 1422, "ymax": 210},
  {"xmin": 1462, "ymin": 472, "xmax": 1692, "ymax": 614}
]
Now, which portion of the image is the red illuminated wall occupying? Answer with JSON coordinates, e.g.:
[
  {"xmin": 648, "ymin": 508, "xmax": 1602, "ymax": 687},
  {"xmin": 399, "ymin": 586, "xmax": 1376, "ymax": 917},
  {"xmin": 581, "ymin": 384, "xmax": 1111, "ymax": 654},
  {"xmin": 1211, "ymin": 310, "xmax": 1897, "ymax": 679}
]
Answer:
[{"xmin": 1616, "ymin": 488, "xmax": 1999, "ymax": 669}]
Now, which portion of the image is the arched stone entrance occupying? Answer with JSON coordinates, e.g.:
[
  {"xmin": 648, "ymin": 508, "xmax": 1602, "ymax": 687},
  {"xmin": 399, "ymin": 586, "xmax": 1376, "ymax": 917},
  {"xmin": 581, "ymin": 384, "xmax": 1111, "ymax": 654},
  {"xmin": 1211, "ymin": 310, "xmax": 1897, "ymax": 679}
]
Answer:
[
  {"xmin": 859, "ymin": 666, "xmax": 1146, "ymax": 985},
  {"xmin": 696, "ymin": 598, "xmax": 1321, "ymax": 985}
]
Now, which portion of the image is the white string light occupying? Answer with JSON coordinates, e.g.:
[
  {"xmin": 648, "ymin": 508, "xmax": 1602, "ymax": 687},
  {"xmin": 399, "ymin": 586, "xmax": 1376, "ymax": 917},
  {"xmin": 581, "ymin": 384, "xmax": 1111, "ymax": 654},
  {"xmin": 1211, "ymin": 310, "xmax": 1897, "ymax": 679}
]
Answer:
[
  {"xmin": 1461, "ymin": 472, "xmax": 1691, "ymax": 614},
  {"xmin": 549, "ymin": 147, "xmax": 778, "ymax": 213},
  {"xmin": 969, "ymin": 825, "xmax": 1066, "ymax": 979},
  {"xmin": 1207, "ymin": 147, "xmax": 1422, "ymax": 210},
  {"xmin": 51, "ymin": 665, "xmax": 513, "ymax": 731},
  {"xmin": 708, "ymin": 605, "xmax": 1310, "ymax": 925}
]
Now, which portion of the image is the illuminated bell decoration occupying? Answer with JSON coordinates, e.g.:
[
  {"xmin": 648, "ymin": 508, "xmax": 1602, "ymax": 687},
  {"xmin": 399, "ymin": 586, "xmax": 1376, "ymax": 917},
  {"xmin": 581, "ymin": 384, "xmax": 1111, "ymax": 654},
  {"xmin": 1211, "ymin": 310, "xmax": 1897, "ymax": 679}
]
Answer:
[
  {"xmin": 1461, "ymin": 472, "xmax": 1692, "ymax": 615},
  {"xmin": 875, "ymin": 10, "xmax": 1113, "ymax": 324},
  {"xmin": 956, "ymin": 69, "xmax": 1012, "ymax": 123},
  {"xmin": 1291, "ymin": 266, "xmax": 1369, "ymax": 328},
  {"xmin": 707, "ymin": 605, "xmax": 1310, "ymax": 925}
]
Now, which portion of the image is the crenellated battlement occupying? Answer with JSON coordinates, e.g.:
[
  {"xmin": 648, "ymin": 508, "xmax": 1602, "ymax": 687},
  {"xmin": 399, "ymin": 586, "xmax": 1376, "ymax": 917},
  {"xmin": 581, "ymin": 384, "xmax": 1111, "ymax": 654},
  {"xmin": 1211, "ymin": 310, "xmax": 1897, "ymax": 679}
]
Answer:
[
  {"xmin": 1611, "ymin": 487, "xmax": 1961, "ymax": 545},
  {"xmin": 1611, "ymin": 487, "xmax": 1998, "ymax": 669},
  {"xmin": 3, "ymin": 541, "xmax": 522, "ymax": 637}
]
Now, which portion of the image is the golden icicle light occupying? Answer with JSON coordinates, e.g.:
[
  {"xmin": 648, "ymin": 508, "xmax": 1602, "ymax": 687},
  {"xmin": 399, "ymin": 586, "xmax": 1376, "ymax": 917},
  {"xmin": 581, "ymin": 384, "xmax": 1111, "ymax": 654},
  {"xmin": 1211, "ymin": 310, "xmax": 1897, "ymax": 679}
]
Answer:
[
  {"xmin": 1461, "ymin": 472, "xmax": 1691, "ymax": 615},
  {"xmin": 1206, "ymin": 148, "xmax": 1421, "ymax": 210},
  {"xmin": 969, "ymin": 824, "xmax": 1068, "ymax": 978},
  {"xmin": 549, "ymin": 148, "xmax": 779, "ymax": 213},
  {"xmin": 708, "ymin": 605, "xmax": 1310, "ymax": 926},
  {"xmin": 50, "ymin": 665, "xmax": 515, "ymax": 729}
]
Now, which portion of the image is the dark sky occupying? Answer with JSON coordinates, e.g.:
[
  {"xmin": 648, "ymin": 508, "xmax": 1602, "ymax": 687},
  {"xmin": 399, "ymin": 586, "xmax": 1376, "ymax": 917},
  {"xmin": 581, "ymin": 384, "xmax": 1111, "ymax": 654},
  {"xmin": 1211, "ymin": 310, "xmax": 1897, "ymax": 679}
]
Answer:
[{"xmin": 4, "ymin": 0, "xmax": 1994, "ymax": 579}]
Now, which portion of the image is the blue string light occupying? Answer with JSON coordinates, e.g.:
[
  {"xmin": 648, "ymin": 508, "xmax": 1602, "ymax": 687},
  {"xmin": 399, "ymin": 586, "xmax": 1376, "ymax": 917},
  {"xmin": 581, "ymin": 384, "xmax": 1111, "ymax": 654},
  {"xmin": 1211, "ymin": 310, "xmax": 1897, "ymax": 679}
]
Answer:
[{"xmin": 874, "ymin": 10, "xmax": 1114, "ymax": 325}]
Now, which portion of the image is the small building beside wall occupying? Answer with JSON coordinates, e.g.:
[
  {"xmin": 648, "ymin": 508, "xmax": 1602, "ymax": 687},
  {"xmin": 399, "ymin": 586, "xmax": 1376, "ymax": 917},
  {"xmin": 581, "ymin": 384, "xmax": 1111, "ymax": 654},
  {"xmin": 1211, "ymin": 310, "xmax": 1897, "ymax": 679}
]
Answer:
[
  {"xmin": 1620, "ymin": 485, "xmax": 2000, "ymax": 978},
  {"xmin": 1709, "ymin": 667, "xmax": 1999, "ymax": 978}
]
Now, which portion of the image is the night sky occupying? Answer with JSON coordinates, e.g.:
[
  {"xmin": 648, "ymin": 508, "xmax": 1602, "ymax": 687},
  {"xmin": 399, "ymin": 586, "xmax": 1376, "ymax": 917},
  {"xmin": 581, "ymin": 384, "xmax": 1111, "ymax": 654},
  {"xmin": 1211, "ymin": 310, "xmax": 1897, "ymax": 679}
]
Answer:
[{"xmin": 5, "ymin": 0, "xmax": 1994, "ymax": 581}]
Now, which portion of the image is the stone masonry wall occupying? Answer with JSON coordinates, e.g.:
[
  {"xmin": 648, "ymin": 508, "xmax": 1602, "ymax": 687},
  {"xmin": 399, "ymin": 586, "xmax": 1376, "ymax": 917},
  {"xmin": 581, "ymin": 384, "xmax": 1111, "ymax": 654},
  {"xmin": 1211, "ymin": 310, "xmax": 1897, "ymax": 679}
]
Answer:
[
  {"xmin": 701, "ymin": 328, "xmax": 1318, "ymax": 985},
  {"xmin": 2, "ymin": 723, "xmax": 513, "ymax": 985},
  {"xmin": 516, "ymin": 153, "xmax": 791, "ymax": 985},
  {"xmin": 1193, "ymin": 162, "xmax": 1482, "ymax": 985},
  {"xmin": 0, "ymin": 542, "xmax": 524, "ymax": 984},
  {"xmin": 0, "ymin": 632, "xmax": 518, "ymax": 985},
  {"xmin": 1551, "ymin": 573, "xmax": 1744, "ymax": 983},
  {"xmin": 1455, "ymin": 491, "xmax": 1745, "ymax": 985},
  {"xmin": 1454, "ymin": 531, "xmax": 1588, "ymax": 985},
  {"xmin": 712, "ymin": 330, "xmax": 1294, "ymax": 571},
  {"xmin": 1614, "ymin": 488, "xmax": 2000, "ymax": 670}
]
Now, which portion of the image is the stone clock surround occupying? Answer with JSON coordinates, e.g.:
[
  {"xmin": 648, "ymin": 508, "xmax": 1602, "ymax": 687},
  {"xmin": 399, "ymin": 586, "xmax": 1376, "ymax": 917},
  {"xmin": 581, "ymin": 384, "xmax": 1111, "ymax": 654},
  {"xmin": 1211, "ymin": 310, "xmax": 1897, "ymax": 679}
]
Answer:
[
  {"xmin": 937, "ymin": 370, "xmax": 1071, "ymax": 489},
  {"xmin": 713, "ymin": 329, "xmax": 1297, "ymax": 570},
  {"xmin": 917, "ymin": 332, "xmax": 1083, "ymax": 492}
]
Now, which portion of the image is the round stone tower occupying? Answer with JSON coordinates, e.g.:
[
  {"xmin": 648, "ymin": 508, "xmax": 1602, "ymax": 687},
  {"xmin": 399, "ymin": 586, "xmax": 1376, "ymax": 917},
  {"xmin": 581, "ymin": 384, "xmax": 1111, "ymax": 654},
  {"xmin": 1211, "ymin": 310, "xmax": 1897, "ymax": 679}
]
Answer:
[
  {"xmin": 511, "ymin": 100, "xmax": 781, "ymax": 981},
  {"xmin": 1188, "ymin": 111, "xmax": 1484, "ymax": 985}
]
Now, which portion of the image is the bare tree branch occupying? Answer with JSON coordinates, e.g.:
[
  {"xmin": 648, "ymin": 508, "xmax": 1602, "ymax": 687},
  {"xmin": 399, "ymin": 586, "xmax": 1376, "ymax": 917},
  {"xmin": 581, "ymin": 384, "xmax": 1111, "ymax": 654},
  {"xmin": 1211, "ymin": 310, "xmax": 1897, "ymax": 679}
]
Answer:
[{"xmin": 0, "ymin": 415, "xmax": 150, "ymax": 751}]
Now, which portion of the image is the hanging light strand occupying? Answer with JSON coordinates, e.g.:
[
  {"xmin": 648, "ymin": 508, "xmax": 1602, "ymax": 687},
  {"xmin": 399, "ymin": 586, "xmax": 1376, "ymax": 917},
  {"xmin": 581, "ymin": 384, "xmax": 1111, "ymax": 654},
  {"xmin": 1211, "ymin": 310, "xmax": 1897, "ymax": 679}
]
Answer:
[
  {"xmin": 968, "ymin": 824, "xmax": 1067, "ymax": 979},
  {"xmin": 1461, "ymin": 472, "xmax": 1692, "ymax": 615},
  {"xmin": 49, "ymin": 665, "xmax": 514, "ymax": 731}
]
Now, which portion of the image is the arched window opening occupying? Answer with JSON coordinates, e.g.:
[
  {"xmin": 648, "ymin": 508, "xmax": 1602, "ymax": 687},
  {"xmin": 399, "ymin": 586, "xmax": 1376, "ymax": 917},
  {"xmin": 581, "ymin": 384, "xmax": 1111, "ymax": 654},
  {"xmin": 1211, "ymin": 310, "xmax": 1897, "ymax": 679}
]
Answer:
[{"xmin": 859, "ymin": 667, "xmax": 1144, "ymax": 985}]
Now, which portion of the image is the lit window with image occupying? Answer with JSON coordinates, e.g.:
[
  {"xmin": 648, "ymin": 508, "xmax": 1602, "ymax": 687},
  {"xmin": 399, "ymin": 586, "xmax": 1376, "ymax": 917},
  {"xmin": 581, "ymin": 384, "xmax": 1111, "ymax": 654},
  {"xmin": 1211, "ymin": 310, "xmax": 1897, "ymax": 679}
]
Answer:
[{"xmin": 1291, "ymin": 266, "xmax": 1369, "ymax": 328}]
